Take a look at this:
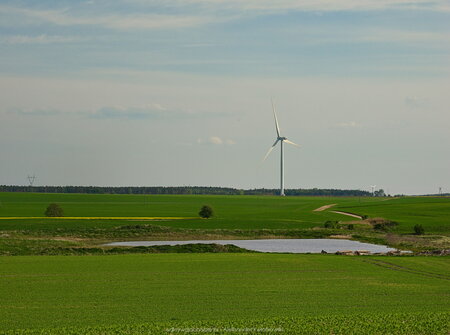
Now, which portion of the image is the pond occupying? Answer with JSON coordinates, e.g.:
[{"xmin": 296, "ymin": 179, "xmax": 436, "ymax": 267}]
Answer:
[{"xmin": 105, "ymin": 239, "xmax": 398, "ymax": 254}]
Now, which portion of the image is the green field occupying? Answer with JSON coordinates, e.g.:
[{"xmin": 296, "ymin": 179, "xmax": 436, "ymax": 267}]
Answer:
[
  {"xmin": 0, "ymin": 192, "xmax": 449, "ymax": 233},
  {"xmin": 0, "ymin": 193, "xmax": 449, "ymax": 334},
  {"xmin": 335, "ymin": 196, "xmax": 450, "ymax": 233},
  {"xmin": 1, "ymin": 192, "xmax": 449, "ymax": 254},
  {"xmin": 0, "ymin": 254, "xmax": 449, "ymax": 334},
  {"xmin": 0, "ymin": 193, "xmax": 359, "ymax": 230}
]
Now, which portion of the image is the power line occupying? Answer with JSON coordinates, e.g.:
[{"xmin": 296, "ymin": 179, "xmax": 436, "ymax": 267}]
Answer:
[{"xmin": 27, "ymin": 175, "xmax": 36, "ymax": 187}]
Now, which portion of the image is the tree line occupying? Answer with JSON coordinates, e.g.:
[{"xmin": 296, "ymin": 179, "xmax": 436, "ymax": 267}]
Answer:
[{"xmin": 0, "ymin": 185, "xmax": 372, "ymax": 196}]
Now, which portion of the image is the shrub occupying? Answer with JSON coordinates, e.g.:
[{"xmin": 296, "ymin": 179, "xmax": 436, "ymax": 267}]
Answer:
[
  {"xmin": 373, "ymin": 223, "xmax": 384, "ymax": 230},
  {"xmin": 199, "ymin": 205, "xmax": 214, "ymax": 219},
  {"xmin": 414, "ymin": 224, "xmax": 425, "ymax": 235},
  {"xmin": 347, "ymin": 224, "xmax": 354, "ymax": 230},
  {"xmin": 324, "ymin": 221, "xmax": 339, "ymax": 229},
  {"xmin": 373, "ymin": 220, "xmax": 398, "ymax": 231},
  {"xmin": 44, "ymin": 203, "xmax": 64, "ymax": 217}
]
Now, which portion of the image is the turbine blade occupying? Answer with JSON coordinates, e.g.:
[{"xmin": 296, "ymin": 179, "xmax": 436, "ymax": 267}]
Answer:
[
  {"xmin": 263, "ymin": 147, "xmax": 275, "ymax": 162},
  {"xmin": 271, "ymin": 98, "xmax": 281, "ymax": 137},
  {"xmin": 263, "ymin": 139, "xmax": 279, "ymax": 161},
  {"xmin": 284, "ymin": 139, "xmax": 300, "ymax": 147}
]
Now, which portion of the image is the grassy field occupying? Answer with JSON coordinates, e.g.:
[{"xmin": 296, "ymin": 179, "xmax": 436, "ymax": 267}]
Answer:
[
  {"xmin": 0, "ymin": 193, "xmax": 359, "ymax": 230},
  {"xmin": 0, "ymin": 253, "xmax": 449, "ymax": 334},
  {"xmin": 0, "ymin": 192, "xmax": 449, "ymax": 232},
  {"xmin": 335, "ymin": 196, "xmax": 450, "ymax": 234},
  {"xmin": 0, "ymin": 193, "xmax": 449, "ymax": 334},
  {"xmin": 0, "ymin": 192, "xmax": 449, "ymax": 254},
  {"xmin": 3, "ymin": 314, "xmax": 449, "ymax": 335}
]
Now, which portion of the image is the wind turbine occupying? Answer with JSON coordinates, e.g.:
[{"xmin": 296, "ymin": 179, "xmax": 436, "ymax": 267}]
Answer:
[
  {"xmin": 263, "ymin": 99, "xmax": 300, "ymax": 196},
  {"xmin": 370, "ymin": 185, "xmax": 376, "ymax": 196}
]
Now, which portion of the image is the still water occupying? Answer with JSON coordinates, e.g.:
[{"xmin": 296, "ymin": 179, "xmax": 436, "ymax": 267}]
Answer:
[{"xmin": 106, "ymin": 239, "xmax": 397, "ymax": 253}]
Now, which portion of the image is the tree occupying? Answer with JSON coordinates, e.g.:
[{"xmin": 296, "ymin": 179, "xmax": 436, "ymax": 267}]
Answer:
[
  {"xmin": 414, "ymin": 224, "xmax": 425, "ymax": 235},
  {"xmin": 199, "ymin": 205, "xmax": 214, "ymax": 219},
  {"xmin": 374, "ymin": 189, "xmax": 386, "ymax": 197},
  {"xmin": 45, "ymin": 203, "xmax": 64, "ymax": 217},
  {"xmin": 324, "ymin": 221, "xmax": 339, "ymax": 229}
]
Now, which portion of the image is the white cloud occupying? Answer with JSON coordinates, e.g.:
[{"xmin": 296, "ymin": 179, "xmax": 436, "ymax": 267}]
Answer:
[
  {"xmin": 0, "ymin": 34, "xmax": 82, "ymax": 44},
  {"xmin": 405, "ymin": 96, "xmax": 430, "ymax": 109},
  {"xmin": 6, "ymin": 104, "xmax": 229, "ymax": 121},
  {"xmin": 209, "ymin": 136, "xmax": 223, "ymax": 145},
  {"xmin": 302, "ymin": 28, "xmax": 450, "ymax": 45},
  {"xmin": 225, "ymin": 139, "xmax": 236, "ymax": 145},
  {"xmin": 167, "ymin": 0, "xmax": 450, "ymax": 12},
  {"xmin": 1, "ymin": 1, "xmax": 448, "ymax": 34},
  {"xmin": 0, "ymin": 5, "xmax": 213, "ymax": 31},
  {"xmin": 197, "ymin": 136, "xmax": 236, "ymax": 145},
  {"xmin": 334, "ymin": 121, "xmax": 361, "ymax": 128},
  {"xmin": 361, "ymin": 30, "xmax": 450, "ymax": 44},
  {"xmin": 7, "ymin": 108, "xmax": 61, "ymax": 116}
]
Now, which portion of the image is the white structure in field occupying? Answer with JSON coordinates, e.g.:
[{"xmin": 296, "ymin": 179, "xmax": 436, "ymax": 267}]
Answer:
[
  {"xmin": 370, "ymin": 185, "xmax": 376, "ymax": 196},
  {"xmin": 263, "ymin": 99, "xmax": 300, "ymax": 196}
]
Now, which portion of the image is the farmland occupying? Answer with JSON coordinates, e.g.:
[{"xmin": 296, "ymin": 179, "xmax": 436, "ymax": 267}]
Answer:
[
  {"xmin": 0, "ymin": 192, "xmax": 449, "ymax": 334},
  {"xmin": 0, "ymin": 192, "xmax": 360, "ymax": 230},
  {"xmin": 0, "ymin": 193, "xmax": 448, "ymax": 232},
  {"xmin": 334, "ymin": 196, "xmax": 450, "ymax": 234},
  {"xmin": 0, "ymin": 192, "xmax": 449, "ymax": 254},
  {"xmin": 0, "ymin": 253, "xmax": 449, "ymax": 334}
]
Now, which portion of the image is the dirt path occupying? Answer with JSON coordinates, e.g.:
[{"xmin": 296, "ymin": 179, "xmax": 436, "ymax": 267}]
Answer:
[
  {"xmin": 313, "ymin": 205, "xmax": 363, "ymax": 220},
  {"xmin": 313, "ymin": 204, "xmax": 337, "ymax": 212},
  {"xmin": 330, "ymin": 211, "xmax": 363, "ymax": 219}
]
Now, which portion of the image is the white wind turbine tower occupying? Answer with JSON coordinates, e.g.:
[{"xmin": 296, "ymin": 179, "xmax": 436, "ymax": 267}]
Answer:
[
  {"xmin": 263, "ymin": 99, "xmax": 300, "ymax": 196},
  {"xmin": 370, "ymin": 185, "xmax": 377, "ymax": 196}
]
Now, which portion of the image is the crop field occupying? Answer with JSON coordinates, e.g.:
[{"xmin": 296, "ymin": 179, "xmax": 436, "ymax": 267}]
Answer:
[
  {"xmin": 335, "ymin": 196, "xmax": 450, "ymax": 234},
  {"xmin": 0, "ymin": 254, "xmax": 449, "ymax": 334},
  {"xmin": 0, "ymin": 192, "xmax": 449, "ymax": 233},
  {"xmin": 0, "ymin": 192, "xmax": 360, "ymax": 230},
  {"xmin": 0, "ymin": 193, "xmax": 449, "ymax": 334},
  {"xmin": 0, "ymin": 192, "xmax": 449, "ymax": 254}
]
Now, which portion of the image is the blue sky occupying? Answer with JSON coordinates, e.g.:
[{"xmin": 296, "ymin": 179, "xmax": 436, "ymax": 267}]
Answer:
[
  {"xmin": 0, "ymin": 0, "xmax": 449, "ymax": 194},
  {"xmin": 1, "ymin": 0, "xmax": 449, "ymax": 77}
]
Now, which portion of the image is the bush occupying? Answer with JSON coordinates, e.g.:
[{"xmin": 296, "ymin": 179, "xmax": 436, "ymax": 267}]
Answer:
[
  {"xmin": 414, "ymin": 224, "xmax": 425, "ymax": 235},
  {"xmin": 373, "ymin": 223, "xmax": 384, "ymax": 230},
  {"xmin": 199, "ymin": 205, "xmax": 214, "ymax": 219},
  {"xmin": 347, "ymin": 224, "xmax": 354, "ymax": 230},
  {"xmin": 324, "ymin": 221, "xmax": 339, "ymax": 229},
  {"xmin": 44, "ymin": 203, "xmax": 64, "ymax": 217},
  {"xmin": 373, "ymin": 220, "xmax": 398, "ymax": 231}
]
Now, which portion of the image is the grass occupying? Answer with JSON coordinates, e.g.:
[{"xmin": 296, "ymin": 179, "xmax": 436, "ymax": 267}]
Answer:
[
  {"xmin": 1, "ymin": 193, "xmax": 449, "ymax": 234},
  {"xmin": 335, "ymin": 196, "xmax": 450, "ymax": 234},
  {"xmin": 0, "ymin": 193, "xmax": 362, "ymax": 230},
  {"xmin": 0, "ymin": 226, "xmax": 338, "ymax": 256},
  {"xmin": 1, "ymin": 192, "xmax": 449, "ymax": 253},
  {"xmin": 3, "ymin": 313, "xmax": 449, "ymax": 334},
  {"xmin": 0, "ymin": 193, "xmax": 449, "ymax": 333},
  {"xmin": 0, "ymin": 253, "xmax": 448, "ymax": 333},
  {"xmin": 0, "ymin": 237, "xmax": 252, "ymax": 256},
  {"xmin": 0, "ymin": 217, "xmax": 194, "ymax": 220}
]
